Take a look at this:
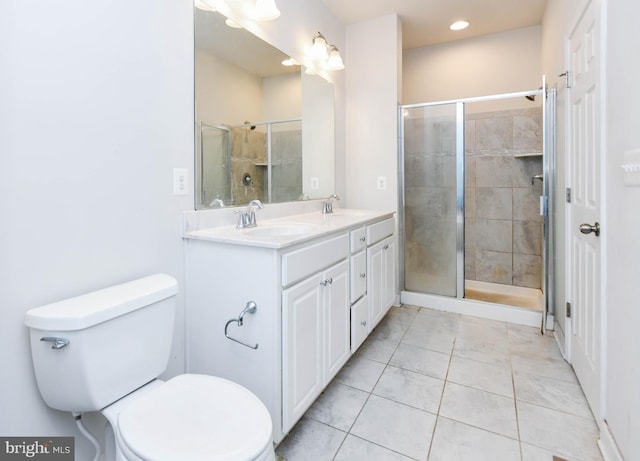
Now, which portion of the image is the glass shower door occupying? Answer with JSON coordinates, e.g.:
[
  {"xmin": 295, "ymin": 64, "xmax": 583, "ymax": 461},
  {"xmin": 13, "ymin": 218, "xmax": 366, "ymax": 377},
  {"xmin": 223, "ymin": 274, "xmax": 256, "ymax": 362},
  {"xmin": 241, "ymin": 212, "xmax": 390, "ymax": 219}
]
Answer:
[{"xmin": 401, "ymin": 103, "xmax": 463, "ymax": 297}]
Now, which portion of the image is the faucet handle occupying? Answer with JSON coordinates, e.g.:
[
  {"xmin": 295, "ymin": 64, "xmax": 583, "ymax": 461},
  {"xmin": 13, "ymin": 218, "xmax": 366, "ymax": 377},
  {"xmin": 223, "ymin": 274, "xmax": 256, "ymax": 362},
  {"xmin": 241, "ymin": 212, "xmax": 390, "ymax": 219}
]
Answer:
[
  {"xmin": 322, "ymin": 194, "xmax": 340, "ymax": 214},
  {"xmin": 234, "ymin": 210, "xmax": 247, "ymax": 229}
]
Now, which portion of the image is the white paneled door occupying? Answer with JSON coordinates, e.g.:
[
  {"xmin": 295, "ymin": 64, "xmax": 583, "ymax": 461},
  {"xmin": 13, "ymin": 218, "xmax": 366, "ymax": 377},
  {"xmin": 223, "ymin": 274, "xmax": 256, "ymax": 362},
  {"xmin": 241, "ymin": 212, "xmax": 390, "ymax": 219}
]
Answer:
[{"xmin": 567, "ymin": 0, "xmax": 602, "ymax": 420}]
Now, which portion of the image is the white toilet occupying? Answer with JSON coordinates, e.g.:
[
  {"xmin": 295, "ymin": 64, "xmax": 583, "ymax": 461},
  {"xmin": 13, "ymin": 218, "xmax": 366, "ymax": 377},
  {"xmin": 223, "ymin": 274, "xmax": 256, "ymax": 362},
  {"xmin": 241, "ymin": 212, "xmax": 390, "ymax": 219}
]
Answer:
[{"xmin": 24, "ymin": 273, "xmax": 275, "ymax": 461}]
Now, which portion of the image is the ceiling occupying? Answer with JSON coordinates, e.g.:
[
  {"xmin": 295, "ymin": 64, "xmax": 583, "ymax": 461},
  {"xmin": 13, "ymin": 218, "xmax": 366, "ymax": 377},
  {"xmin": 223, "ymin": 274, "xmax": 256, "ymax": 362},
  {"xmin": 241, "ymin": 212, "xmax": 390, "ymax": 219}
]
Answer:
[{"xmin": 320, "ymin": 0, "xmax": 548, "ymax": 49}]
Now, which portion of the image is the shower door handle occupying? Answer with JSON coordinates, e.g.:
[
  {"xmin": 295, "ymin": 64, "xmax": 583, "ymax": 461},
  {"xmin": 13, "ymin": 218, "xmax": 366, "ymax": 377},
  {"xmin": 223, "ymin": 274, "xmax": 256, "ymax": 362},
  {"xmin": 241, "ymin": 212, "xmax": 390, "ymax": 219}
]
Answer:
[{"xmin": 579, "ymin": 222, "xmax": 600, "ymax": 237}]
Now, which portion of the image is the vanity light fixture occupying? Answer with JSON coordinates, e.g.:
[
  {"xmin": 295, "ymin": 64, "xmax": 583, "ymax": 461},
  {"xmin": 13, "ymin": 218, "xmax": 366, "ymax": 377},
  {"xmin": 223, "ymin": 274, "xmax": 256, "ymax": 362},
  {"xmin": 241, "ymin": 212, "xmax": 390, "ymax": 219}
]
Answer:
[
  {"xmin": 310, "ymin": 32, "xmax": 329, "ymax": 60},
  {"xmin": 450, "ymin": 20, "xmax": 470, "ymax": 31},
  {"xmin": 254, "ymin": 0, "xmax": 281, "ymax": 20},
  {"xmin": 195, "ymin": 0, "xmax": 217, "ymax": 12},
  {"xmin": 326, "ymin": 45, "xmax": 345, "ymax": 71},
  {"xmin": 225, "ymin": 18, "xmax": 244, "ymax": 28},
  {"xmin": 306, "ymin": 31, "xmax": 345, "ymax": 74}
]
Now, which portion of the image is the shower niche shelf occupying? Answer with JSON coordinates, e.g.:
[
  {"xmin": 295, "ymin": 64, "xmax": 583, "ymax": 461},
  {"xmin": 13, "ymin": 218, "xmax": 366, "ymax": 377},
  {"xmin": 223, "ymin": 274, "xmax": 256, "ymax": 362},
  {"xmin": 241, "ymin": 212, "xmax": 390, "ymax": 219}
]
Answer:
[{"xmin": 514, "ymin": 152, "xmax": 543, "ymax": 158}]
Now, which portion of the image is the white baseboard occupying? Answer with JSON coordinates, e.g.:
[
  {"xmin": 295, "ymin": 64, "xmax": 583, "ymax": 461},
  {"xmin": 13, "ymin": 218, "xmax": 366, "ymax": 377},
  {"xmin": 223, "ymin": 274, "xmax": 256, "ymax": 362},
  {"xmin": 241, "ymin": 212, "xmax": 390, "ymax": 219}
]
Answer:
[{"xmin": 598, "ymin": 420, "xmax": 625, "ymax": 461}]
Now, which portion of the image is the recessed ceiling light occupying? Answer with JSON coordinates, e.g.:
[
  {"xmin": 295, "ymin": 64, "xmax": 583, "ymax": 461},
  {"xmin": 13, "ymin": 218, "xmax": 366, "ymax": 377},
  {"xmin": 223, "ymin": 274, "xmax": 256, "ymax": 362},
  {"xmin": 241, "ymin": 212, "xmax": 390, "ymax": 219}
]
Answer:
[{"xmin": 450, "ymin": 20, "xmax": 470, "ymax": 31}]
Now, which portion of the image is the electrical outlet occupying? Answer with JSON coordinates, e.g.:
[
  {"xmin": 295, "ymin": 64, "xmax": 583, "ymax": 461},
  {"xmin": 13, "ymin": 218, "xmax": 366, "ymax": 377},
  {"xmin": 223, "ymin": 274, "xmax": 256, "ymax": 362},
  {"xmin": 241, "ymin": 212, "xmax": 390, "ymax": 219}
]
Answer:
[
  {"xmin": 376, "ymin": 176, "xmax": 387, "ymax": 190},
  {"xmin": 173, "ymin": 168, "xmax": 188, "ymax": 195},
  {"xmin": 310, "ymin": 177, "xmax": 319, "ymax": 190}
]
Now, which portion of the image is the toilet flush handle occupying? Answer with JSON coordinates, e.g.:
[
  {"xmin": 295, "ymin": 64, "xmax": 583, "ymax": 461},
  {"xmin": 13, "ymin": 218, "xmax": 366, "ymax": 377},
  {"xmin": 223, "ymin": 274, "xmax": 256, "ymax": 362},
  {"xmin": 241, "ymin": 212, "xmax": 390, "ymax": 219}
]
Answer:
[{"xmin": 41, "ymin": 337, "xmax": 70, "ymax": 349}]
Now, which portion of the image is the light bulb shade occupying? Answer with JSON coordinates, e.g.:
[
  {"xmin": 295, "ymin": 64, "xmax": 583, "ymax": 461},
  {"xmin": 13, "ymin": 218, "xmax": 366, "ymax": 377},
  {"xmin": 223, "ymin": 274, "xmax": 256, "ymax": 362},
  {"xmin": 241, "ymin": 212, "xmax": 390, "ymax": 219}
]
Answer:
[
  {"xmin": 255, "ymin": 0, "xmax": 280, "ymax": 20},
  {"xmin": 327, "ymin": 46, "xmax": 345, "ymax": 70},
  {"xmin": 225, "ymin": 17, "xmax": 243, "ymax": 28},
  {"xmin": 195, "ymin": 0, "xmax": 217, "ymax": 11},
  {"xmin": 310, "ymin": 33, "xmax": 329, "ymax": 60}
]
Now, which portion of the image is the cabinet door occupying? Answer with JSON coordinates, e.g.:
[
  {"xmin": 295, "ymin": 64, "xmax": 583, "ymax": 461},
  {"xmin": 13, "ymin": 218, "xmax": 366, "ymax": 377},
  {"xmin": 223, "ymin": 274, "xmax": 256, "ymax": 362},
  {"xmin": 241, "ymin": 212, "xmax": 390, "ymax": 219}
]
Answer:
[
  {"xmin": 282, "ymin": 274, "xmax": 323, "ymax": 433},
  {"xmin": 323, "ymin": 260, "xmax": 350, "ymax": 383},
  {"xmin": 368, "ymin": 236, "xmax": 396, "ymax": 329}
]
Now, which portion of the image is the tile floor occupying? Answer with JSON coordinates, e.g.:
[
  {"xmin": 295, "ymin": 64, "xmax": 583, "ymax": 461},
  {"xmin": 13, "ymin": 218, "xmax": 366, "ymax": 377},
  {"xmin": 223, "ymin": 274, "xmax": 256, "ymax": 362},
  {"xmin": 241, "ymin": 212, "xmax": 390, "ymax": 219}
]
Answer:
[{"xmin": 276, "ymin": 305, "xmax": 603, "ymax": 461}]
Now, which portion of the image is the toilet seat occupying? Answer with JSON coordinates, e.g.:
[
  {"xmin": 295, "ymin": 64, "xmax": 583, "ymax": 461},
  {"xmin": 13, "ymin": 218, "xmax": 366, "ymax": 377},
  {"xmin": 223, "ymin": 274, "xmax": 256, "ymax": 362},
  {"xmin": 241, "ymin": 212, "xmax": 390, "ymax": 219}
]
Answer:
[{"xmin": 117, "ymin": 374, "xmax": 273, "ymax": 461}]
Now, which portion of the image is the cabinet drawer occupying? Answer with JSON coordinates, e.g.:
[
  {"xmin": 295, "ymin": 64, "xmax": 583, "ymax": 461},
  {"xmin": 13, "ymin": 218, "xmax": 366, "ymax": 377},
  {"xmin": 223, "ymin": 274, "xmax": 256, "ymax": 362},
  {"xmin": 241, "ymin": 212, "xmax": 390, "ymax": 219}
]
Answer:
[
  {"xmin": 366, "ymin": 217, "xmax": 395, "ymax": 245},
  {"xmin": 349, "ymin": 227, "xmax": 367, "ymax": 253},
  {"xmin": 350, "ymin": 251, "xmax": 366, "ymax": 304},
  {"xmin": 350, "ymin": 296, "xmax": 369, "ymax": 353},
  {"xmin": 282, "ymin": 233, "xmax": 349, "ymax": 286}
]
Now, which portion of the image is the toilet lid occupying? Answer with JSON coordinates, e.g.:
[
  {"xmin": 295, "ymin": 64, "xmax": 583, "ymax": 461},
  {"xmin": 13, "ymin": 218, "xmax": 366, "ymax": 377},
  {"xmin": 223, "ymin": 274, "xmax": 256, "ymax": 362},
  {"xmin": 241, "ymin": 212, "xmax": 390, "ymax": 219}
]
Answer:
[{"xmin": 118, "ymin": 374, "xmax": 273, "ymax": 461}]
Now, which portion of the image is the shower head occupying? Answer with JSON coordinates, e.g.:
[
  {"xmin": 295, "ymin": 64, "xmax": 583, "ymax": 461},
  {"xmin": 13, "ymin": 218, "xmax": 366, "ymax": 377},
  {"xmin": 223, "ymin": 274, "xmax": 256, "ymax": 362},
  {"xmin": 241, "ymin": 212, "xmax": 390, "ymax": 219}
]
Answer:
[
  {"xmin": 525, "ymin": 95, "xmax": 536, "ymax": 101},
  {"xmin": 244, "ymin": 120, "xmax": 256, "ymax": 130}
]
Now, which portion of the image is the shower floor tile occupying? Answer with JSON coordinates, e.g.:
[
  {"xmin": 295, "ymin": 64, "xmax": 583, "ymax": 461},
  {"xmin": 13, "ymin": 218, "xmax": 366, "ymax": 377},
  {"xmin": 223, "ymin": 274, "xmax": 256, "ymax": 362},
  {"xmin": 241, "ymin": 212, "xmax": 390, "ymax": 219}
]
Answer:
[{"xmin": 276, "ymin": 305, "xmax": 604, "ymax": 461}]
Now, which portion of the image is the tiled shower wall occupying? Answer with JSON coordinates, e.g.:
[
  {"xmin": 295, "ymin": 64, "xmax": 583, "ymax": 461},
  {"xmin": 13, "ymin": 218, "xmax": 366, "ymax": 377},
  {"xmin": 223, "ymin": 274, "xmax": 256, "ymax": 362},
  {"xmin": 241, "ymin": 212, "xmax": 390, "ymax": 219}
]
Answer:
[
  {"xmin": 465, "ymin": 107, "xmax": 543, "ymax": 288},
  {"xmin": 229, "ymin": 127, "xmax": 302, "ymax": 205}
]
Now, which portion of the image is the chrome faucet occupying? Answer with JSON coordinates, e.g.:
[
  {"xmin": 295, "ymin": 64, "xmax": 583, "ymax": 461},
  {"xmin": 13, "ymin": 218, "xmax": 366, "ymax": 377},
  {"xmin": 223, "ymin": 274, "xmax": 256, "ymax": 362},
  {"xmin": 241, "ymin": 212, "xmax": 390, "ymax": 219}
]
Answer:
[
  {"xmin": 236, "ymin": 199, "xmax": 263, "ymax": 228},
  {"xmin": 322, "ymin": 194, "xmax": 340, "ymax": 214},
  {"xmin": 209, "ymin": 197, "xmax": 225, "ymax": 208}
]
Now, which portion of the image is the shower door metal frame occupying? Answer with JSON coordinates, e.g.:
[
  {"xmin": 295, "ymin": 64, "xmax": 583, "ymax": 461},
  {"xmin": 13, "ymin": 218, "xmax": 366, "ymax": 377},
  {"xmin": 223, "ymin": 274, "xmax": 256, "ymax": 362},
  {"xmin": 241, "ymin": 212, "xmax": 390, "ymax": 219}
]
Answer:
[{"xmin": 399, "ymin": 85, "xmax": 551, "ymax": 315}]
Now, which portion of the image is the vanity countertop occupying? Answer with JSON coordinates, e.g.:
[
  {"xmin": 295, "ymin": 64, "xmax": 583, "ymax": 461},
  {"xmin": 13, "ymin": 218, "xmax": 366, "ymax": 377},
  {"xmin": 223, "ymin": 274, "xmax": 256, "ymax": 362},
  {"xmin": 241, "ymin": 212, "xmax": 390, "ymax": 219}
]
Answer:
[{"xmin": 184, "ymin": 209, "xmax": 394, "ymax": 249}]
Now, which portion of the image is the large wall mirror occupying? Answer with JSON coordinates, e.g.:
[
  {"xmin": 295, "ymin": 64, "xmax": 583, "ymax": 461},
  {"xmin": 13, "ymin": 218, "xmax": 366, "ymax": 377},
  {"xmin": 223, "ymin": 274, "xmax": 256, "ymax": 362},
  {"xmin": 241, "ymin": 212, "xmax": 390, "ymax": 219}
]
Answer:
[{"xmin": 195, "ymin": 8, "xmax": 335, "ymax": 209}]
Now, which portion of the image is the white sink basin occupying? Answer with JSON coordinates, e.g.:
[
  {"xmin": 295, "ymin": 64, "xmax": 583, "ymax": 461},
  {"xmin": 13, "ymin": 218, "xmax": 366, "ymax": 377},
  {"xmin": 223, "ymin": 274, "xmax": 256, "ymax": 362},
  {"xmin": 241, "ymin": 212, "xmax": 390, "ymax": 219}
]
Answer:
[{"xmin": 242, "ymin": 223, "xmax": 316, "ymax": 237}]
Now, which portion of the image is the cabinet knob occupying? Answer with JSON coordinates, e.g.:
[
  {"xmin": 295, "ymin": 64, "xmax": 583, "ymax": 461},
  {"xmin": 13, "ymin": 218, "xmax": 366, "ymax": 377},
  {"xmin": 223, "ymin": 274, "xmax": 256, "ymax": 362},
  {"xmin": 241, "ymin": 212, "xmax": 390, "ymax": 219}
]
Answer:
[
  {"xmin": 360, "ymin": 273, "xmax": 366, "ymax": 278},
  {"xmin": 383, "ymin": 244, "xmax": 389, "ymax": 250},
  {"xmin": 360, "ymin": 236, "xmax": 366, "ymax": 242},
  {"xmin": 360, "ymin": 320, "xmax": 367, "ymax": 327}
]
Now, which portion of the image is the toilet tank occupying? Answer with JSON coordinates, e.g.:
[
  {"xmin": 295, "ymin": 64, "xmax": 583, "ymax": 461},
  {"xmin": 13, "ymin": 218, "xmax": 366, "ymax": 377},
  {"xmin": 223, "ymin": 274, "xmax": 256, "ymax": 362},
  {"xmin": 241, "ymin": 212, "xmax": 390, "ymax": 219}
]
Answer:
[{"xmin": 24, "ymin": 274, "xmax": 178, "ymax": 413}]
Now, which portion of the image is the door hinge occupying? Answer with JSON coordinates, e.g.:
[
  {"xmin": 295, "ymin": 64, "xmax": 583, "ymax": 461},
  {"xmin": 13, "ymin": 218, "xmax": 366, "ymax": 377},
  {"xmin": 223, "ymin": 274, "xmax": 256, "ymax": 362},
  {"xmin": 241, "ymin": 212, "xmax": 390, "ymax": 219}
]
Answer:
[
  {"xmin": 566, "ymin": 302, "xmax": 572, "ymax": 318},
  {"xmin": 566, "ymin": 187, "xmax": 572, "ymax": 203},
  {"xmin": 559, "ymin": 71, "xmax": 571, "ymax": 88}
]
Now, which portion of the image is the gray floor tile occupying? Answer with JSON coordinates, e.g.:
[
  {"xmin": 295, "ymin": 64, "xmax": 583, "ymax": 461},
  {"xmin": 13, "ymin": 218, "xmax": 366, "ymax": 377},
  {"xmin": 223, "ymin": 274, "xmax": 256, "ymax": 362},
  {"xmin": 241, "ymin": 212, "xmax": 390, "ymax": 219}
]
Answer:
[
  {"xmin": 276, "ymin": 417, "xmax": 346, "ymax": 461},
  {"xmin": 447, "ymin": 355, "xmax": 514, "ymax": 398},
  {"xmin": 513, "ymin": 370, "xmax": 593, "ymax": 419},
  {"xmin": 306, "ymin": 381, "xmax": 369, "ymax": 432},
  {"xmin": 439, "ymin": 382, "xmax": 518, "ymax": 439},
  {"xmin": 351, "ymin": 395, "xmax": 436, "ymax": 460},
  {"xmin": 356, "ymin": 337, "xmax": 399, "ymax": 364},
  {"xmin": 510, "ymin": 350, "xmax": 578, "ymax": 384},
  {"xmin": 373, "ymin": 364, "xmax": 444, "ymax": 413},
  {"xmin": 334, "ymin": 354, "xmax": 386, "ymax": 392},
  {"xmin": 429, "ymin": 417, "xmax": 521, "ymax": 461},
  {"xmin": 390, "ymin": 342, "xmax": 451, "ymax": 379},
  {"xmin": 517, "ymin": 401, "xmax": 603, "ymax": 461},
  {"xmin": 333, "ymin": 435, "xmax": 414, "ymax": 461}
]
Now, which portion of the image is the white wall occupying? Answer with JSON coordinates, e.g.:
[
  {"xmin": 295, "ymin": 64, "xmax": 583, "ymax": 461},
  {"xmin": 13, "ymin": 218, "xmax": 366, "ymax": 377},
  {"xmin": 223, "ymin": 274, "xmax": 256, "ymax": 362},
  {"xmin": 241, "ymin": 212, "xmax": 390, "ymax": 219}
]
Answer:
[
  {"xmin": 0, "ymin": 0, "xmax": 194, "ymax": 455},
  {"xmin": 604, "ymin": 1, "xmax": 640, "ymax": 458},
  {"xmin": 195, "ymin": 48, "xmax": 264, "ymax": 125},
  {"xmin": 344, "ymin": 14, "xmax": 402, "ymax": 211},
  {"xmin": 0, "ymin": 0, "xmax": 344, "ymax": 459},
  {"xmin": 403, "ymin": 26, "xmax": 542, "ymax": 106}
]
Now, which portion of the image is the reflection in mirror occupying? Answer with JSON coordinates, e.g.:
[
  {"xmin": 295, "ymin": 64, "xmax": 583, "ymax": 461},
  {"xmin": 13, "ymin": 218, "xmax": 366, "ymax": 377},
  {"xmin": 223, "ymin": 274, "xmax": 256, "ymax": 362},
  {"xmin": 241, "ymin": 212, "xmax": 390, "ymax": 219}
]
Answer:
[{"xmin": 194, "ymin": 8, "xmax": 335, "ymax": 209}]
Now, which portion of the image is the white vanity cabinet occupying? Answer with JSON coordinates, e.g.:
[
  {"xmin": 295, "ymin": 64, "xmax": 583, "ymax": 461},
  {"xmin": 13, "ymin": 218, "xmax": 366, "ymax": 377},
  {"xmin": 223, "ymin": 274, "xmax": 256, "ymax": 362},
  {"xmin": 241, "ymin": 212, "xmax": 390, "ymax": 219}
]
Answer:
[
  {"xmin": 184, "ymin": 210, "xmax": 395, "ymax": 444},
  {"xmin": 282, "ymin": 258, "xmax": 349, "ymax": 432},
  {"xmin": 367, "ymin": 217, "xmax": 396, "ymax": 329},
  {"xmin": 368, "ymin": 235, "xmax": 396, "ymax": 328}
]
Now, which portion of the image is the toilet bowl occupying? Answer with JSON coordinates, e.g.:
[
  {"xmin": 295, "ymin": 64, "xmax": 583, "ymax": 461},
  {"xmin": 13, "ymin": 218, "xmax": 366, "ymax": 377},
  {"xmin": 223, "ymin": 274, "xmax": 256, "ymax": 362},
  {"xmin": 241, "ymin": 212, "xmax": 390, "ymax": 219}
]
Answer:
[
  {"xmin": 24, "ymin": 274, "xmax": 275, "ymax": 461},
  {"xmin": 102, "ymin": 375, "xmax": 275, "ymax": 461}
]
